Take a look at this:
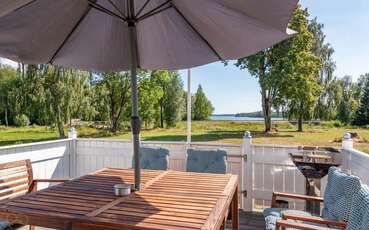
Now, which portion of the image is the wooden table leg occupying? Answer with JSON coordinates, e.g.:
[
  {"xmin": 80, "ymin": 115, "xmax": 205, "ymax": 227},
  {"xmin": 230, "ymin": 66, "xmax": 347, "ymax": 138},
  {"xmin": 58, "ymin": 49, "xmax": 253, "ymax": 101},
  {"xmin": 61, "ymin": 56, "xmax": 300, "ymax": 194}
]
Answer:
[
  {"xmin": 231, "ymin": 185, "xmax": 239, "ymax": 230},
  {"xmin": 220, "ymin": 217, "xmax": 226, "ymax": 230}
]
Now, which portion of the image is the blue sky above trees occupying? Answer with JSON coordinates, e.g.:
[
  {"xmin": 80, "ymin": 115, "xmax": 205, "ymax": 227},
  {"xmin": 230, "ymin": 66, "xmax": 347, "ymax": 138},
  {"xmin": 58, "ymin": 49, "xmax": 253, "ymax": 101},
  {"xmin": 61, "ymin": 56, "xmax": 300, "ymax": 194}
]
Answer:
[{"xmin": 179, "ymin": 0, "xmax": 369, "ymax": 114}]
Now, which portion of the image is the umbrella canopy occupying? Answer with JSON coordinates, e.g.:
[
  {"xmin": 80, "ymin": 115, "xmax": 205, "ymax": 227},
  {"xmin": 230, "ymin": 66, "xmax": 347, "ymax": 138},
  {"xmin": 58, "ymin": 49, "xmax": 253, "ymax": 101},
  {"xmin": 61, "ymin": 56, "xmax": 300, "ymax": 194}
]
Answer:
[{"xmin": 0, "ymin": 0, "xmax": 298, "ymax": 190}]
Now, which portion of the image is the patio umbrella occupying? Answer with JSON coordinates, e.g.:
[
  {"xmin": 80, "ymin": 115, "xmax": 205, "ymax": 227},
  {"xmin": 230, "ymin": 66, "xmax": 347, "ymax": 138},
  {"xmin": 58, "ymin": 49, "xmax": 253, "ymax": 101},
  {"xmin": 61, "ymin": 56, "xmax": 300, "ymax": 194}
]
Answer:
[{"xmin": 0, "ymin": 0, "xmax": 298, "ymax": 190}]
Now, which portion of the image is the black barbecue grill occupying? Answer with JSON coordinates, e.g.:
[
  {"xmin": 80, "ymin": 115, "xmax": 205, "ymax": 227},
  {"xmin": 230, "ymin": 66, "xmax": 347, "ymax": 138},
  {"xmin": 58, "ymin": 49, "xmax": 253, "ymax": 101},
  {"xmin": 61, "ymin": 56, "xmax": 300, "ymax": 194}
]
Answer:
[{"xmin": 289, "ymin": 146, "xmax": 342, "ymax": 214}]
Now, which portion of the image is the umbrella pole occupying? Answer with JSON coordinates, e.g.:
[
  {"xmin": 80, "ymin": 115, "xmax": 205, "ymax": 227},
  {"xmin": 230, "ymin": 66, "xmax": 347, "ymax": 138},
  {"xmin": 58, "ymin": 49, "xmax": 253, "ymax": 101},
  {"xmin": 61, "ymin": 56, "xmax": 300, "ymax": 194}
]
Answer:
[
  {"xmin": 187, "ymin": 69, "xmax": 191, "ymax": 144},
  {"xmin": 128, "ymin": 1, "xmax": 140, "ymax": 191}
]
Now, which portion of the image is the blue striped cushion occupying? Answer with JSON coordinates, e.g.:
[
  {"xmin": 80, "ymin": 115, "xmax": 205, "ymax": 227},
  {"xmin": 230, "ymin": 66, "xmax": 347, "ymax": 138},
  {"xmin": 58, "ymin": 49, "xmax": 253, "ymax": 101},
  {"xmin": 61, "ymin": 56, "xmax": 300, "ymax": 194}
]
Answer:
[
  {"xmin": 186, "ymin": 149, "xmax": 227, "ymax": 174},
  {"xmin": 347, "ymin": 184, "xmax": 369, "ymax": 230},
  {"xmin": 263, "ymin": 208, "xmax": 322, "ymax": 230},
  {"xmin": 0, "ymin": 221, "xmax": 10, "ymax": 230},
  {"xmin": 139, "ymin": 147, "xmax": 169, "ymax": 170},
  {"xmin": 322, "ymin": 167, "xmax": 361, "ymax": 222}
]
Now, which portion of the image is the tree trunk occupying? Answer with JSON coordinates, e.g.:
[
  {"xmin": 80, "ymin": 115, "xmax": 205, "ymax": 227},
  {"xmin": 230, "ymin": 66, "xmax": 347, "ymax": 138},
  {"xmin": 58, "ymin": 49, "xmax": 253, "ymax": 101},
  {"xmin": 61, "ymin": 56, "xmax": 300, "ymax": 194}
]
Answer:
[
  {"xmin": 261, "ymin": 89, "xmax": 272, "ymax": 132},
  {"xmin": 111, "ymin": 117, "xmax": 118, "ymax": 135},
  {"xmin": 298, "ymin": 114, "xmax": 303, "ymax": 132},
  {"xmin": 57, "ymin": 121, "xmax": 65, "ymax": 138},
  {"xmin": 298, "ymin": 103, "xmax": 304, "ymax": 132},
  {"xmin": 160, "ymin": 99, "xmax": 164, "ymax": 128},
  {"xmin": 4, "ymin": 106, "xmax": 8, "ymax": 126},
  {"xmin": 56, "ymin": 107, "xmax": 65, "ymax": 138}
]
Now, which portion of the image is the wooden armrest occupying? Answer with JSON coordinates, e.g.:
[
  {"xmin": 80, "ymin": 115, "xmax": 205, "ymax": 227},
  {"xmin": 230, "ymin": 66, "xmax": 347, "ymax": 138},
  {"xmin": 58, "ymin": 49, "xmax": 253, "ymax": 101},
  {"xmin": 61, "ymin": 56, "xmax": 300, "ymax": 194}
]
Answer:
[
  {"xmin": 272, "ymin": 192, "xmax": 323, "ymax": 207},
  {"xmin": 33, "ymin": 179, "xmax": 69, "ymax": 183},
  {"xmin": 276, "ymin": 219, "xmax": 333, "ymax": 230},
  {"xmin": 29, "ymin": 179, "xmax": 68, "ymax": 192},
  {"xmin": 282, "ymin": 213, "xmax": 347, "ymax": 228}
]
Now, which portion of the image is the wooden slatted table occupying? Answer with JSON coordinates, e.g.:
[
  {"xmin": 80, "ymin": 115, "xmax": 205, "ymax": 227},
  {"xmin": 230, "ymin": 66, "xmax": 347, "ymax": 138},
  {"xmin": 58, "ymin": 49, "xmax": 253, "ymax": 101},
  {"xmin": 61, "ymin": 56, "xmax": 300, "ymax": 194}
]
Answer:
[{"xmin": 0, "ymin": 168, "xmax": 239, "ymax": 230}]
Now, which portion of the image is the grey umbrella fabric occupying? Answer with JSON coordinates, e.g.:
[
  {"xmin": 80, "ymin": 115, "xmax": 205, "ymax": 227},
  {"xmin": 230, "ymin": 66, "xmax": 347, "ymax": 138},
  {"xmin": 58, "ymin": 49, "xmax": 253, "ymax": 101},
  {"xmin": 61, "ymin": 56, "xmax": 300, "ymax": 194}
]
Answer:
[
  {"xmin": 0, "ymin": 0, "xmax": 297, "ymax": 71},
  {"xmin": 0, "ymin": 0, "xmax": 298, "ymax": 190}
]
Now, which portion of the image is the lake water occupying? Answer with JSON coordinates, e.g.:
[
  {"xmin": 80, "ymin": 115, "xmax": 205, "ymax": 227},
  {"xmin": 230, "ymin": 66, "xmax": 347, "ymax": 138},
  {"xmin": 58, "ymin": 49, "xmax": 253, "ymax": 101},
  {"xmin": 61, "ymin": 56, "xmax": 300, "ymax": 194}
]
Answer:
[{"xmin": 210, "ymin": 115, "xmax": 285, "ymax": 121}]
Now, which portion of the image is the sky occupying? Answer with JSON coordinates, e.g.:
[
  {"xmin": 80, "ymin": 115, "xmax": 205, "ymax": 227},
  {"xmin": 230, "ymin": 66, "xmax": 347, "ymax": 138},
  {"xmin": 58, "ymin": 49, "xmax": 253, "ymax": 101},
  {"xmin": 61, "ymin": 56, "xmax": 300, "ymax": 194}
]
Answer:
[{"xmin": 179, "ymin": 0, "xmax": 369, "ymax": 114}]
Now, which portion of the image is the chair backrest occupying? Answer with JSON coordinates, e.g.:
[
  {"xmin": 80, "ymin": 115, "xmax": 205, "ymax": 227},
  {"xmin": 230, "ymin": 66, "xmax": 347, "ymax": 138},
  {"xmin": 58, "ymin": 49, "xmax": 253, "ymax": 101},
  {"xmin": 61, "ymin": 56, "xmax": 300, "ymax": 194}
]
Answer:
[
  {"xmin": 322, "ymin": 167, "xmax": 361, "ymax": 222},
  {"xmin": 346, "ymin": 184, "xmax": 369, "ymax": 230},
  {"xmin": 186, "ymin": 148, "xmax": 227, "ymax": 174},
  {"xmin": 0, "ymin": 160, "xmax": 33, "ymax": 200},
  {"xmin": 139, "ymin": 147, "xmax": 169, "ymax": 170}
]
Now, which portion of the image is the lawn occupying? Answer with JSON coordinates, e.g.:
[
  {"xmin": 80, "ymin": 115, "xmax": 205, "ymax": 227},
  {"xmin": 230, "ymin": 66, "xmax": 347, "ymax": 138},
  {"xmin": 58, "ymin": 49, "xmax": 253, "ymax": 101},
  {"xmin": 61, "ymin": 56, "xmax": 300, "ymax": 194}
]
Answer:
[{"xmin": 0, "ymin": 121, "xmax": 368, "ymax": 153}]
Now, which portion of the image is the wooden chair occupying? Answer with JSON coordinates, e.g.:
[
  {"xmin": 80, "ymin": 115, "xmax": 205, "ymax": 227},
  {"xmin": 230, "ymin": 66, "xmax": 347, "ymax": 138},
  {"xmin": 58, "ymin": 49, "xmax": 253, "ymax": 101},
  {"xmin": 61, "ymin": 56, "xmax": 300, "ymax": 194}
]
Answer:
[
  {"xmin": 0, "ymin": 159, "xmax": 68, "ymax": 229},
  {"xmin": 263, "ymin": 167, "xmax": 362, "ymax": 230},
  {"xmin": 275, "ymin": 183, "xmax": 369, "ymax": 229},
  {"xmin": 272, "ymin": 192, "xmax": 347, "ymax": 229}
]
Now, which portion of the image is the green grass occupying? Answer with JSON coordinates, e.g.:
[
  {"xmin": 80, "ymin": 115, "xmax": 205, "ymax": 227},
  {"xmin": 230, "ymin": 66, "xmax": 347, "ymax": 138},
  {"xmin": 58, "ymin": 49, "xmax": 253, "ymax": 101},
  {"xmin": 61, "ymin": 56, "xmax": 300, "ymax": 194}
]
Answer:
[
  {"xmin": 0, "ymin": 121, "xmax": 368, "ymax": 153},
  {"xmin": 0, "ymin": 126, "xmax": 59, "ymax": 146}
]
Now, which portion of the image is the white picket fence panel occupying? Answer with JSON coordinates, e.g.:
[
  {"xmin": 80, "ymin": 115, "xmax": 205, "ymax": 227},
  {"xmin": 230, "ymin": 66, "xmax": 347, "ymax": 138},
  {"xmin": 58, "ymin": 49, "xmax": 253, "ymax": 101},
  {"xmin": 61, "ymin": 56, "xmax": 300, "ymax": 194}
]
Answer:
[
  {"xmin": 342, "ymin": 148, "xmax": 369, "ymax": 185},
  {"xmin": 75, "ymin": 139, "xmax": 133, "ymax": 176},
  {"xmin": 244, "ymin": 144, "xmax": 305, "ymax": 211},
  {"xmin": 0, "ymin": 139, "xmax": 72, "ymax": 189},
  {"xmin": 0, "ymin": 137, "xmax": 368, "ymax": 211}
]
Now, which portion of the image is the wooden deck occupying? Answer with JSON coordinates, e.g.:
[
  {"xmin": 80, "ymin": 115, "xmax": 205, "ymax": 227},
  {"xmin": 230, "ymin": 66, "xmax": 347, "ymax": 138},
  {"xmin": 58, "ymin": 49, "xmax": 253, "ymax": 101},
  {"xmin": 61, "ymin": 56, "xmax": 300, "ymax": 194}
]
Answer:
[
  {"xmin": 227, "ymin": 211, "xmax": 265, "ymax": 230},
  {"xmin": 18, "ymin": 211, "xmax": 265, "ymax": 230}
]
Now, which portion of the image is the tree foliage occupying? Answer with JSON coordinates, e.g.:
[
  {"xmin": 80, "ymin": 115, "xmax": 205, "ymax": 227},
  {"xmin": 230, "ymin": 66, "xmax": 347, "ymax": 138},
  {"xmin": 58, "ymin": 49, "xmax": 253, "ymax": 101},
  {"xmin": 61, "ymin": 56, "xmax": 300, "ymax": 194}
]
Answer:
[
  {"xmin": 234, "ymin": 5, "xmax": 321, "ymax": 132},
  {"xmin": 163, "ymin": 73, "xmax": 185, "ymax": 127},
  {"xmin": 234, "ymin": 51, "xmax": 274, "ymax": 132},
  {"xmin": 14, "ymin": 114, "xmax": 30, "ymax": 127},
  {"xmin": 308, "ymin": 18, "xmax": 336, "ymax": 120},
  {"xmin": 193, "ymin": 85, "xmax": 214, "ymax": 121},
  {"xmin": 94, "ymin": 71, "xmax": 130, "ymax": 134},
  {"xmin": 352, "ymin": 75, "xmax": 369, "ymax": 126},
  {"xmin": 281, "ymin": 6, "xmax": 321, "ymax": 132},
  {"xmin": 0, "ymin": 62, "xmax": 208, "ymax": 135},
  {"xmin": 0, "ymin": 65, "xmax": 16, "ymax": 126},
  {"xmin": 42, "ymin": 65, "xmax": 94, "ymax": 137}
]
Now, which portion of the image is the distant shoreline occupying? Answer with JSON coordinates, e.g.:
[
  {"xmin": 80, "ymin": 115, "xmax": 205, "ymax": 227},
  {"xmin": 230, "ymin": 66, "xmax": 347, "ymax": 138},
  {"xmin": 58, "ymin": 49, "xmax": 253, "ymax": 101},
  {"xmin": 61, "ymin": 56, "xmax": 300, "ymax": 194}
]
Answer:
[
  {"xmin": 212, "ymin": 112, "xmax": 284, "ymax": 118},
  {"xmin": 210, "ymin": 115, "xmax": 285, "ymax": 121}
]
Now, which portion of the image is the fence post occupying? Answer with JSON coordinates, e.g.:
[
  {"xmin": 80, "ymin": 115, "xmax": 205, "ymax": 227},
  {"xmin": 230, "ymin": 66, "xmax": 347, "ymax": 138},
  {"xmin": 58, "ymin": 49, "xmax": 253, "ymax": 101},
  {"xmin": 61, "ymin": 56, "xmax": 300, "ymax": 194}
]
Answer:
[
  {"xmin": 342, "ymin": 133, "xmax": 353, "ymax": 150},
  {"xmin": 341, "ymin": 133, "xmax": 353, "ymax": 173},
  {"xmin": 68, "ymin": 128, "xmax": 78, "ymax": 178},
  {"xmin": 68, "ymin": 127, "xmax": 77, "ymax": 139},
  {"xmin": 243, "ymin": 131, "xmax": 253, "ymax": 211}
]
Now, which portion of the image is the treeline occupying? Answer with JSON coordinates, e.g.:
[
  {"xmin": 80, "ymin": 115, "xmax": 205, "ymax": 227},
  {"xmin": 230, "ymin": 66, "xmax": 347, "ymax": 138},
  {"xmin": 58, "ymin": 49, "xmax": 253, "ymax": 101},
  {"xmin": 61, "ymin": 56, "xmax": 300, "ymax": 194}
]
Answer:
[
  {"xmin": 233, "ymin": 5, "xmax": 369, "ymax": 132},
  {"xmin": 235, "ymin": 111, "xmax": 283, "ymax": 118},
  {"xmin": 0, "ymin": 63, "xmax": 214, "ymax": 137}
]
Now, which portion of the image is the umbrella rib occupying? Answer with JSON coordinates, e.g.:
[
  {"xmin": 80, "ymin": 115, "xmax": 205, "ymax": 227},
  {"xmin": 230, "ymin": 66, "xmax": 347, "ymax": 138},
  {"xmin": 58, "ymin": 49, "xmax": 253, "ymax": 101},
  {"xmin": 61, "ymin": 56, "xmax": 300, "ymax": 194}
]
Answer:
[
  {"xmin": 49, "ymin": 3, "xmax": 95, "ymax": 64},
  {"xmin": 172, "ymin": 4, "xmax": 223, "ymax": 61},
  {"xmin": 136, "ymin": 0, "xmax": 171, "ymax": 21},
  {"xmin": 88, "ymin": 1, "xmax": 126, "ymax": 21},
  {"xmin": 106, "ymin": 0, "xmax": 127, "ymax": 20},
  {"xmin": 135, "ymin": 0, "xmax": 151, "ymax": 18},
  {"xmin": 136, "ymin": 5, "xmax": 172, "ymax": 22},
  {"xmin": 1, "ymin": 0, "xmax": 38, "ymax": 17}
]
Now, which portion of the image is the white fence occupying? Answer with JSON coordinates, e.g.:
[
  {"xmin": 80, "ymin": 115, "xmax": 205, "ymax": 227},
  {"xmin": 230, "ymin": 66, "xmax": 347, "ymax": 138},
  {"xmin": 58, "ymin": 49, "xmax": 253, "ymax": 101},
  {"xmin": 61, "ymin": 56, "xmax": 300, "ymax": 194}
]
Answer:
[
  {"xmin": 0, "ymin": 135, "xmax": 368, "ymax": 211},
  {"xmin": 342, "ymin": 148, "xmax": 369, "ymax": 185},
  {"xmin": 0, "ymin": 139, "xmax": 72, "ymax": 189},
  {"xmin": 244, "ymin": 143, "xmax": 306, "ymax": 211}
]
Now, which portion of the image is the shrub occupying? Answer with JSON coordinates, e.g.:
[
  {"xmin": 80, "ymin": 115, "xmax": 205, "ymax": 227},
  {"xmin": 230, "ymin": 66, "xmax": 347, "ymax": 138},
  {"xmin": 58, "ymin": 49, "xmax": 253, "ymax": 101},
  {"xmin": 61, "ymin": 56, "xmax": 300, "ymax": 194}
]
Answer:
[
  {"xmin": 323, "ymin": 120, "xmax": 343, "ymax": 128},
  {"xmin": 14, "ymin": 114, "xmax": 30, "ymax": 127},
  {"xmin": 331, "ymin": 120, "xmax": 343, "ymax": 127}
]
